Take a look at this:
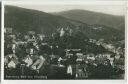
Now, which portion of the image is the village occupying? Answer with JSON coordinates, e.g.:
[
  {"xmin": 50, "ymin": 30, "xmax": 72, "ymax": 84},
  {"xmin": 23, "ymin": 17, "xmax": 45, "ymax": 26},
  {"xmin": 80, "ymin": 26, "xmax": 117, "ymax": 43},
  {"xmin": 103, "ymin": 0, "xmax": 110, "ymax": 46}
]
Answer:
[{"xmin": 4, "ymin": 27, "xmax": 125, "ymax": 79}]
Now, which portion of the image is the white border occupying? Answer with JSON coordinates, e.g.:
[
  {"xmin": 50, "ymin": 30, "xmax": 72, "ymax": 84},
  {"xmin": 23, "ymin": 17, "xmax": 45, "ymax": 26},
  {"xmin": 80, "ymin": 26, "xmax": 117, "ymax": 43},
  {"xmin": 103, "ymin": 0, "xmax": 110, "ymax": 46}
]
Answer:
[
  {"xmin": 1, "ymin": 0, "xmax": 127, "ymax": 84},
  {"xmin": 3, "ymin": 0, "xmax": 126, "ymax": 5},
  {"xmin": 2, "ymin": 80, "xmax": 127, "ymax": 84}
]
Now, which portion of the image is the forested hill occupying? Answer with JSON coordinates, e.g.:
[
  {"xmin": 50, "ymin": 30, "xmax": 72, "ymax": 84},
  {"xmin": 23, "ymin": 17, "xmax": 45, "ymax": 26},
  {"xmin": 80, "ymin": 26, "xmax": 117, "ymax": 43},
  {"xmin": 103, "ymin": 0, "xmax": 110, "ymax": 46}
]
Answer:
[
  {"xmin": 5, "ymin": 6, "xmax": 124, "ymax": 41},
  {"xmin": 54, "ymin": 9, "xmax": 125, "ymax": 32}
]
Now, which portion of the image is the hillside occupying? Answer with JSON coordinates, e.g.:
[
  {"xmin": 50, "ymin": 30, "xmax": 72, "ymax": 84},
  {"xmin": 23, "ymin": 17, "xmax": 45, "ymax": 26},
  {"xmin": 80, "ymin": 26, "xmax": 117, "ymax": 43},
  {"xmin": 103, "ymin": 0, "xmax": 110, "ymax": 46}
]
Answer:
[
  {"xmin": 54, "ymin": 9, "xmax": 125, "ymax": 32},
  {"xmin": 5, "ymin": 6, "xmax": 77, "ymax": 36},
  {"xmin": 5, "ymin": 6, "xmax": 124, "ymax": 41}
]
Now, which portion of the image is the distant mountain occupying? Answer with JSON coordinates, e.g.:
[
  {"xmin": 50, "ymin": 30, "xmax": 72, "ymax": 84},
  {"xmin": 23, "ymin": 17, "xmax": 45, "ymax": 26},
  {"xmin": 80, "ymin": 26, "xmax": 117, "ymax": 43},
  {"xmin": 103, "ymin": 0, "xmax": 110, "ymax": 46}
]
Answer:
[
  {"xmin": 54, "ymin": 9, "xmax": 125, "ymax": 32},
  {"xmin": 5, "ymin": 6, "xmax": 124, "ymax": 41}
]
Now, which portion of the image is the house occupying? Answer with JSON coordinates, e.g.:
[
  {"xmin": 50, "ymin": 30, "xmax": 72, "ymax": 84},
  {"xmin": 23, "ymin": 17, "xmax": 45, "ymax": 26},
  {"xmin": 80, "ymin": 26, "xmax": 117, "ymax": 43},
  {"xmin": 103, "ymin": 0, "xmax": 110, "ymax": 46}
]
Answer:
[
  {"xmin": 28, "ymin": 31, "xmax": 35, "ymax": 35},
  {"xmin": 5, "ymin": 27, "xmax": 13, "ymax": 34}
]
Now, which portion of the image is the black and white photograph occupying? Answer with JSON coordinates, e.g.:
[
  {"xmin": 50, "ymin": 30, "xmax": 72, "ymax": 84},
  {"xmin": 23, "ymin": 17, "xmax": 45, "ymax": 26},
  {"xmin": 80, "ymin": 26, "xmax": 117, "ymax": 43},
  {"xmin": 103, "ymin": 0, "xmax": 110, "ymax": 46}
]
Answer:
[
  {"xmin": 3, "ymin": 1, "xmax": 125, "ymax": 80},
  {"xmin": 0, "ymin": 2, "xmax": 1, "ymax": 82}
]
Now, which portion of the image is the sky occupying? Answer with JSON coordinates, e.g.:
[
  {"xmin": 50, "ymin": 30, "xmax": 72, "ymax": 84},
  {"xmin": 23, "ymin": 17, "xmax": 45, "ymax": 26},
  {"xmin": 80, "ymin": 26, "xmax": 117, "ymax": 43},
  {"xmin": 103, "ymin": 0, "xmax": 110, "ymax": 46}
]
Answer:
[{"xmin": 4, "ymin": 1, "xmax": 126, "ymax": 16}]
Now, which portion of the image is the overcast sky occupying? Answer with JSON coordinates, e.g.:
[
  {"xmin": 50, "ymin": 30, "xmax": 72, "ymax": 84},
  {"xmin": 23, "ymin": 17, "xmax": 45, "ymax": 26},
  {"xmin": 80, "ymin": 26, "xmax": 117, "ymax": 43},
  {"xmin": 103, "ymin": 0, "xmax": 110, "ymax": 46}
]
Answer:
[{"xmin": 5, "ymin": 1, "xmax": 126, "ymax": 16}]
